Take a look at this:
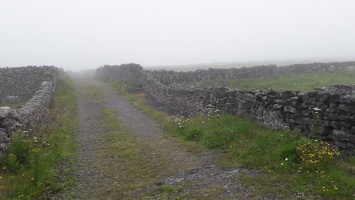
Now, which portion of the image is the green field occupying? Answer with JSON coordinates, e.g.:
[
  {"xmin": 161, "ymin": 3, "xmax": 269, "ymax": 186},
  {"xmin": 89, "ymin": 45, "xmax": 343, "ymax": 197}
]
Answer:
[{"xmin": 202, "ymin": 70, "xmax": 355, "ymax": 91}]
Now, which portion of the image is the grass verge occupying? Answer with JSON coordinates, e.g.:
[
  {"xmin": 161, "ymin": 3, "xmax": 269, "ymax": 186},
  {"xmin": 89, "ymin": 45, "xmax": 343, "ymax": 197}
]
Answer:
[
  {"xmin": 102, "ymin": 78, "xmax": 355, "ymax": 199},
  {"xmin": 168, "ymin": 115, "xmax": 355, "ymax": 198},
  {"xmin": 0, "ymin": 77, "xmax": 78, "ymax": 199}
]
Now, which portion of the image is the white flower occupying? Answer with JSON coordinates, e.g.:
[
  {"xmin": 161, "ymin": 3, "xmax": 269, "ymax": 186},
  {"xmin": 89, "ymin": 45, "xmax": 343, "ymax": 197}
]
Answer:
[
  {"xmin": 285, "ymin": 158, "xmax": 288, "ymax": 161},
  {"xmin": 281, "ymin": 163, "xmax": 284, "ymax": 165}
]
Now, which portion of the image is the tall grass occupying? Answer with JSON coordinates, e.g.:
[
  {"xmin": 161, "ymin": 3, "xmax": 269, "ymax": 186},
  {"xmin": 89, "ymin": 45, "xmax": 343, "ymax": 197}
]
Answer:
[{"xmin": 0, "ymin": 77, "xmax": 78, "ymax": 199}]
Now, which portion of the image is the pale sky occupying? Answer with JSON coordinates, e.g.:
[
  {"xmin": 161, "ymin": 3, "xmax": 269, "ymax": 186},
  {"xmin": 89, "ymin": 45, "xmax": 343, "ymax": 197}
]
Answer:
[{"xmin": 1, "ymin": 0, "xmax": 355, "ymax": 71}]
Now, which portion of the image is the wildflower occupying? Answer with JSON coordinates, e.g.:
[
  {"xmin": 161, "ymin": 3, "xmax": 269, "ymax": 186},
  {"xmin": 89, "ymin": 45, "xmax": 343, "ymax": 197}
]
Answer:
[
  {"xmin": 0, "ymin": 176, "xmax": 2, "ymax": 179},
  {"xmin": 281, "ymin": 163, "xmax": 284, "ymax": 166},
  {"xmin": 285, "ymin": 158, "xmax": 288, "ymax": 161}
]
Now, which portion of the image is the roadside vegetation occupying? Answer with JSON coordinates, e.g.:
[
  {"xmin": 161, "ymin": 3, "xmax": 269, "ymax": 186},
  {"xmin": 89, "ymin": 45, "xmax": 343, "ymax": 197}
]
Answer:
[
  {"xmin": 0, "ymin": 78, "xmax": 78, "ymax": 199},
  {"xmin": 102, "ymin": 70, "xmax": 355, "ymax": 199},
  {"xmin": 202, "ymin": 70, "xmax": 355, "ymax": 91}
]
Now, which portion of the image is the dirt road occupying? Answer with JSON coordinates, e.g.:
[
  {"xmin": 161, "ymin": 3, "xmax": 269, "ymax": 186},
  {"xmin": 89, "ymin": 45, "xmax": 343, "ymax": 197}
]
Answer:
[{"xmin": 65, "ymin": 77, "xmax": 256, "ymax": 199}]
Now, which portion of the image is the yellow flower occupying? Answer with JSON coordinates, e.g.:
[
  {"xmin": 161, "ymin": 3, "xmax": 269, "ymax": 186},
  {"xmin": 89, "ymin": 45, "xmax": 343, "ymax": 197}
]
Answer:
[{"xmin": 0, "ymin": 176, "xmax": 2, "ymax": 179}]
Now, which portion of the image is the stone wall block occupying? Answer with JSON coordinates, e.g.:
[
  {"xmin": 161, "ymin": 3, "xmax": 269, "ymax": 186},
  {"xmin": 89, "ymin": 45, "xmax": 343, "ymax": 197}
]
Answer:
[
  {"xmin": 341, "ymin": 95, "xmax": 355, "ymax": 105},
  {"xmin": 284, "ymin": 105, "xmax": 297, "ymax": 114},
  {"xmin": 329, "ymin": 94, "xmax": 341, "ymax": 103}
]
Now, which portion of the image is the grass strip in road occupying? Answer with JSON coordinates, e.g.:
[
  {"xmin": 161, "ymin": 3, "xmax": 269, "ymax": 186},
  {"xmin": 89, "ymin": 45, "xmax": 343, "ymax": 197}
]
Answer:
[
  {"xmin": 103, "ymin": 78, "xmax": 355, "ymax": 199},
  {"xmin": 0, "ymin": 78, "xmax": 79, "ymax": 199},
  {"xmin": 92, "ymin": 107, "xmax": 173, "ymax": 199}
]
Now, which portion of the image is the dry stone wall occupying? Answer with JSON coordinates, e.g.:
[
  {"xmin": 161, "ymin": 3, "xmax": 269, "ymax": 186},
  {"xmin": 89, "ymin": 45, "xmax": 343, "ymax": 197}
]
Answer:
[
  {"xmin": 0, "ymin": 66, "xmax": 64, "ymax": 154},
  {"xmin": 0, "ymin": 66, "xmax": 64, "ymax": 104},
  {"xmin": 97, "ymin": 62, "xmax": 355, "ymax": 151}
]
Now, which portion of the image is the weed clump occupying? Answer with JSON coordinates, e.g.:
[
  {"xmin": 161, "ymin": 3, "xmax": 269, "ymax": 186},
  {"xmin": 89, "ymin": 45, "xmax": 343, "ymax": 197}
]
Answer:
[
  {"xmin": 2, "ymin": 132, "xmax": 32, "ymax": 172},
  {"xmin": 296, "ymin": 140, "xmax": 341, "ymax": 169}
]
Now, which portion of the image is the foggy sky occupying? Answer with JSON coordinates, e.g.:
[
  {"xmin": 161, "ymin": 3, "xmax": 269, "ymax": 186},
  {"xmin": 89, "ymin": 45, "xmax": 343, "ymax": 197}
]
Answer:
[{"xmin": 1, "ymin": 0, "xmax": 355, "ymax": 71}]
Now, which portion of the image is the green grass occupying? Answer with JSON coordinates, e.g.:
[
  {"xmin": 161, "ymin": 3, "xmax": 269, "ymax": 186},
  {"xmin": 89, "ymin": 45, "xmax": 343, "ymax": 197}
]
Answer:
[
  {"xmin": 167, "ymin": 115, "xmax": 355, "ymax": 198},
  {"xmin": 0, "ymin": 77, "xmax": 78, "ymax": 199},
  {"xmin": 202, "ymin": 70, "xmax": 355, "ymax": 91},
  {"xmin": 103, "ymin": 77, "xmax": 355, "ymax": 199}
]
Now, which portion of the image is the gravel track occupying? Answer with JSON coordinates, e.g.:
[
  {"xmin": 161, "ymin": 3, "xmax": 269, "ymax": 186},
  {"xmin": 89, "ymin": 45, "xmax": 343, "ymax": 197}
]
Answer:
[{"xmin": 64, "ymin": 77, "xmax": 259, "ymax": 199}]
